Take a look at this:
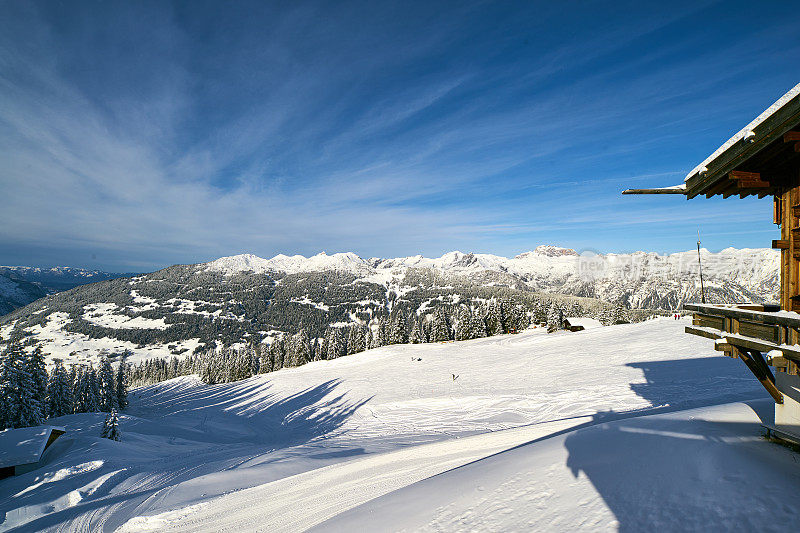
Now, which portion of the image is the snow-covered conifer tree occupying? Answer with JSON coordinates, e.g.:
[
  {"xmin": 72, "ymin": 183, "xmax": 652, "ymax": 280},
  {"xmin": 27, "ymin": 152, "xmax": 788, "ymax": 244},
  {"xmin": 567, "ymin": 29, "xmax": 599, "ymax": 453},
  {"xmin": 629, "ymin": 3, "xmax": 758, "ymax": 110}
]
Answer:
[
  {"xmin": 485, "ymin": 300, "xmax": 505, "ymax": 336},
  {"xmin": 2, "ymin": 344, "xmax": 45, "ymax": 428},
  {"xmin": 98, "ymin": 356, "xmax": 116, "ymax": 412},
  {"xmin": 430, "ymin": 309, "xmax": 451, "ymax": 342},
  {"xmin": 46, "ymin": 360, "xmax": 72, "ymax": 418},
  {"xmin": 346, "ymin": 325, "xmax": 365, "ymax": 355},
  {"xmin": 546, "ymin": 304, "xmax": 564, "ymax": 333},
  {"xmin": 409, "ymin": 318, "xmax": 423, "ymax": 344},
  {"xmin": 26, "ymin": 347, "xmax": 48, "ymax": 406},
  {"xmin": 454, "ymin": 307, "xmax": 471, "ymax": 341},
  {"xmin": 116, "ymin": 352, "xmax": 129, "ymax": 409},
  {"xmin": 389, "ymin": 313, "xmax": 408, "ymax": 345},
  {"xmin": 101, "ymin": 408, "xmax": 121, "ymax": 441},
  {"xmin": 326, "ymin": 327, "xmax": 346, "ymax": 359},
  {"xmin": 469, "ymin": 309, "xmax": 487, "ymax": 339}
]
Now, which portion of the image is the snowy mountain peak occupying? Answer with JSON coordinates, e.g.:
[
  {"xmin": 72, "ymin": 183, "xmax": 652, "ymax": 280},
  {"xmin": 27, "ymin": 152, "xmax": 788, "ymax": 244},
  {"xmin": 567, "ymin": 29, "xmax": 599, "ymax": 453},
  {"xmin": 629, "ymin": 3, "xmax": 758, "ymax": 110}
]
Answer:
[
  {"xmin": 201, "ymin": 247, "xmax": 780, "ymax": 310},
  {"xmin": 531, "ymin": 245, "xmax": 579, "ymax": 257},
  {"xmin": 206, "ymin": 251, "xmax": 370, "ymax": 275}
]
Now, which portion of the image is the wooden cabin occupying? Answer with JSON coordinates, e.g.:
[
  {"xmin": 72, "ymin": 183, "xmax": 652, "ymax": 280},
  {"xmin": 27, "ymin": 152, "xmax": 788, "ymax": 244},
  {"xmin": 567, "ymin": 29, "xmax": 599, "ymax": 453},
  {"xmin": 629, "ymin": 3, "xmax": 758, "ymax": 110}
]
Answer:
[
  {"xmin": 624, "ymin": 82, "xmax": 800, "ymax": 443},
  {"xmin": 0, "ymin": 425, "xmax": 66, "ymax": 479},
  {"xmin": 563, "ymin": 317, "xmax": 603, "ymax": 332}
]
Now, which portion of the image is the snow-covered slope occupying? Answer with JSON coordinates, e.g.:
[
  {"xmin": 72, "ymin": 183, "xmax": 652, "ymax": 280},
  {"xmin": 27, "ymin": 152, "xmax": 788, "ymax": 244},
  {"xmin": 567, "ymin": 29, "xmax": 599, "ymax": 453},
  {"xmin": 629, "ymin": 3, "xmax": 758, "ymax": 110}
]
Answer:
[
  {"xmin": 0, "ymin": 273, "xmax": 47, "ymax": 315},
  {"xmin": 2, "ymin": 319, "xmax": 796, "ymax": 532},
  {"xmin": 318, "ymin": 401, "xmax": 798, "ymax": 532}
]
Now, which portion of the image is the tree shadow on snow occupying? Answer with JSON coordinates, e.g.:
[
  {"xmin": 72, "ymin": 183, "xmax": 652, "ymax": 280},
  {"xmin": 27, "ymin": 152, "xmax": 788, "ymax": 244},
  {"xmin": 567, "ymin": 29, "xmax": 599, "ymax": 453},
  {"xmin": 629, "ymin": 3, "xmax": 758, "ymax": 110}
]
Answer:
[
  {"xmin": 0, "ymin": 377, "xmax": 371, "ymax": 532},
  {"xmin": 125, "ymin": 377, "xmax": 372, "ymax": 447}
]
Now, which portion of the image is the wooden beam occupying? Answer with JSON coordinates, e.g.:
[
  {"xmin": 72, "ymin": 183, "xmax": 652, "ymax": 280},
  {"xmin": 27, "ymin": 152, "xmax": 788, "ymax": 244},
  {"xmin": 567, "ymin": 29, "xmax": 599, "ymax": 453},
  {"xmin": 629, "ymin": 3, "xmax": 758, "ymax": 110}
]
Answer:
[
  {"xmin": 736, "ymin": 348, "xmax": 783, "ymax": 403},
  {"xmin": 773, "ymin": 239, "xmax": 789, "ymax": 250},
  {"xmin": 737, "ymin": 178, "xmax": 771, "ymax": 189},
  {"xmin": 729, "ymin": 171, "xmax": 770, "ymax": 189},
  {"xmin": 730, "ymin": 171, "xmax": 761, "ymax": 180},
  {"xmin": 783, "ymin": 131, "xmax": 800, "ymax": 142},
  {"xmin": 684, "ymin": 325, "xmax": 722, "ymax": 340},
  {"xmin": 621, "ymin": 187, "xmax": 686, "ymax": 195}
]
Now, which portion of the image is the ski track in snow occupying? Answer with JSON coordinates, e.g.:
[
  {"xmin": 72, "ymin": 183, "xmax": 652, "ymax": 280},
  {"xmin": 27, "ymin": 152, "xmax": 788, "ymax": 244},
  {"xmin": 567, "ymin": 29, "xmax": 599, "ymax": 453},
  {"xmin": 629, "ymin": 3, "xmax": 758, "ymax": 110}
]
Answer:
[{"xmin": 0, "ymin": 318, "xmax": 787, "ymax": 532}]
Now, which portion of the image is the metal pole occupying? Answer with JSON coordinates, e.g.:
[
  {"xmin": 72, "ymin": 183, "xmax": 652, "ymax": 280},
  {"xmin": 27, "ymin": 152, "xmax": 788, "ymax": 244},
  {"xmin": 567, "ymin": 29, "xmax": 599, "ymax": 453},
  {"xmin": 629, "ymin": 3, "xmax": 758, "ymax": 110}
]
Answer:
[{"xmin": 697, "ymin": 229, "xmax": 706, "ymax": 304}]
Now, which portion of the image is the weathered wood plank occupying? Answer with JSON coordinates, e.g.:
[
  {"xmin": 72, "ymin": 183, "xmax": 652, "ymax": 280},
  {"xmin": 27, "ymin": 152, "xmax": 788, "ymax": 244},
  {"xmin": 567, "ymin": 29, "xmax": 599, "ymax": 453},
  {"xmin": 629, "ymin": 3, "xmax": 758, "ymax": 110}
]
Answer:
[
  {"xmin": 783, "ymin": 131, "xmax": 800, "ymax": 142},
  {"xmin": 683, "ymin": 303, "xmax": 800, "ymax": 328}
]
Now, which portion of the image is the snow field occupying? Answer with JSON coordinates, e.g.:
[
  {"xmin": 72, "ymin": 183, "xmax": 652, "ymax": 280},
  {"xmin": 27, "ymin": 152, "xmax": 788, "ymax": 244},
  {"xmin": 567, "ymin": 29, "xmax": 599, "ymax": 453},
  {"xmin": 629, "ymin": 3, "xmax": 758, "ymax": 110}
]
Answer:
[{"xmin": 0, "ymin": 318, "xmax": 791, "ymax": 532}]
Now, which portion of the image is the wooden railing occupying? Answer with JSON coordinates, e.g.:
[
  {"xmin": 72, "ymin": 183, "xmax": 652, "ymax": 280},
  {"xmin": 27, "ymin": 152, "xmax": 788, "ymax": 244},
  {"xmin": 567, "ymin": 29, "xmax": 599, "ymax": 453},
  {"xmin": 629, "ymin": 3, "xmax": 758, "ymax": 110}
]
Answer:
[{"xmin": 683, "ymin": 302, "xmax": 800, "ymax": 403}]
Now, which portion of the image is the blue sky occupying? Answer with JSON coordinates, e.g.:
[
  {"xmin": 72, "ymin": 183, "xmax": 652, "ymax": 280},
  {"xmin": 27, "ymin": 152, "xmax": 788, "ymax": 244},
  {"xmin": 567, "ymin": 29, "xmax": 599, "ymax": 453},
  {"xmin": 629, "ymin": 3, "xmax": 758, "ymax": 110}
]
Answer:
[{"xmin": 2, "ymin": 0, "xmax": 799, "ymax": 271}]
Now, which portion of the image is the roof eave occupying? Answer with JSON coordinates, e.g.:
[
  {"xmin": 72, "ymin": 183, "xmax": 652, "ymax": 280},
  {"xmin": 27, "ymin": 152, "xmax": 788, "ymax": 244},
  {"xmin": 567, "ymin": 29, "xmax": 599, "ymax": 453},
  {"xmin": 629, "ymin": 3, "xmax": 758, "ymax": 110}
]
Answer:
[{"xmin": 684, "ymin": 91, "xmax": 800, "ymax": 199}]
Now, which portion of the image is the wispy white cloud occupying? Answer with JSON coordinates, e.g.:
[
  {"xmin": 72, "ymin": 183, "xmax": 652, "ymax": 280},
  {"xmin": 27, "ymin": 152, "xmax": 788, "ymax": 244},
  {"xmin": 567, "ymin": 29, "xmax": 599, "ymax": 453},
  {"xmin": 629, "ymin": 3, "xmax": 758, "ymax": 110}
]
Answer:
[{"xmin": 1, "ymin": 1, "xmax": 797, "ymax": 270}]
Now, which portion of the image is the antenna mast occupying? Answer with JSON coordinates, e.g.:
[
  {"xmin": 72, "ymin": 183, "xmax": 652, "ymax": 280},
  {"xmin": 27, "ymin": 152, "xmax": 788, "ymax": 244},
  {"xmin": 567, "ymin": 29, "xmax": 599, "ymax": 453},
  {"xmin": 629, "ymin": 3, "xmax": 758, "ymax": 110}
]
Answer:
[{"xmin": 697, "ymin": 229, "xmax": 706, "ymax": 304}]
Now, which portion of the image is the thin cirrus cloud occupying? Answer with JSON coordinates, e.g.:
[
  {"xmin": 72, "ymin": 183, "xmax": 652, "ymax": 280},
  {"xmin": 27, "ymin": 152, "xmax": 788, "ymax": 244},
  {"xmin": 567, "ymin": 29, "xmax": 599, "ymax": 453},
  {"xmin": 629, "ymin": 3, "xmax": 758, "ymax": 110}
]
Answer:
[{"xmin": 1, "ymin": 0, "xmax": 799, "ymax": 271}]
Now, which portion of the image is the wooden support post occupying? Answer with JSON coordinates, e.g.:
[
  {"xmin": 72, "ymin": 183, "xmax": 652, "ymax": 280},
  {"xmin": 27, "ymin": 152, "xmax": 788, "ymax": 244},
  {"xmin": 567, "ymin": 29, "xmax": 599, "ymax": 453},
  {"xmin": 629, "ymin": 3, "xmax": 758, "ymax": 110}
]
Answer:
[{"xmin": 735, "ymin": 347, "xmax": 784, "ymax": 403}]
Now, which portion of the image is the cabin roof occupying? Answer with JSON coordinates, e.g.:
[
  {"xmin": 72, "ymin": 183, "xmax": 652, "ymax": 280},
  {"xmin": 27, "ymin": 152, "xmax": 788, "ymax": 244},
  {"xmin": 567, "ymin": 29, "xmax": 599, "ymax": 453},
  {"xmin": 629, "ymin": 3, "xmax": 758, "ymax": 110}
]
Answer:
[
  {"xmin": 0, "ymin": 425, "xmax": 66, "ymax": 468},
  {"xmin": 624, "ymin": 82, "xmax": 800, "ymax": 199},
  {"xmin": 563, "ymin": 317, "xmax": 603, "ymax": 329}
]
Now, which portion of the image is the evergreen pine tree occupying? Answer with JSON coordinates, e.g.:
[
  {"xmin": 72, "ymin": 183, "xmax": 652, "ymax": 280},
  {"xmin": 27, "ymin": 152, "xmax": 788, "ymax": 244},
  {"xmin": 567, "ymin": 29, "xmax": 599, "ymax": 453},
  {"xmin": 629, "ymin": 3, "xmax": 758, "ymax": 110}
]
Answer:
[
  {"xmin": 270, "ymin": 336, "xmax": 286, "ymax": 370},
  {"xmin": 409, "ymin": 318, "xmax": 423, "ymax": 344},
  {"xmin": 326, "ymin": 327, "xmax": 346, "ymax": 359},
  {"xmin": 430, "ymin": 309, "xmax": 451, "ymax": 342},
  {"xmin": 101, "ymin": 408, "xmax": 121, "ymax": 441},
  {"xmin": 1, "ymin": 343, "xmax": 44, "ymax": 428},
  {"xmin": 454, "ymin": 307, "xmax": 471, "ymax": 341},
  {"xmin": 389, "ymin": 313, "xmax": 408, "ymax": 345},
  {"xmin": 26, "ymin": 347, "xmax": 48, "ymax": 408},
  {"xmin": 485, "ymin": 300, "xmax": 505, "ymax": 336},
  {"xmin": 346, "ymin": 325, "xmax": 365, "ymax": 355},
  {"xmin": 98, "ymin": 356, "xmax": 116, "ymax": 412},
  {"xmin": 46, "ymin": 360, "xmax": 72, "ymax": 418},
  {"xmin": 290, "ymin": 329, "xmax": 312, "ymax": 366},
  {"xmin": 546, "ymin": 304, "xmax": 564, "ymax": 333},
  {"xmin": 469, "ymin": 309, "xmax": 488, "ymax": 338},
  {"xmin": 116, "ymin": 353, "xmax": 129, "ymax": 409},
  {"xmin": 0, "ymin": 346, "xmax": 19, "ymax": 429}
]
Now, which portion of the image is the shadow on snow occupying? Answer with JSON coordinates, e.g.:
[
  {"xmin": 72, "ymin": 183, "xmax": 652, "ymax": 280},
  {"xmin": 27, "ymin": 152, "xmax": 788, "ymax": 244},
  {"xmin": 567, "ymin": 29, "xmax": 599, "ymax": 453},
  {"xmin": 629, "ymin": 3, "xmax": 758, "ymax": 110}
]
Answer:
[{"xmin": 0, "ymin": 376, "xmax": 371, "ymax": 532}]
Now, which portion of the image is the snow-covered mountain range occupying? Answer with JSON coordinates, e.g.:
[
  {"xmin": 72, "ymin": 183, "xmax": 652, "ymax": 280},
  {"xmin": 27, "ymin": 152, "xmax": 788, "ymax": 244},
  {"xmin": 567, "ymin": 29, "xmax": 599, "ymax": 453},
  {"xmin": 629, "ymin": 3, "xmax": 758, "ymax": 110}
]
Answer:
[
  {"xmin": 0, "ymin": 246, "xmax": 779, "ymax": 367},
  {"xmin": 207, "ymin": 245, "xmax": 780, "ymax": 309},
  {"xmin": 0, "ymin": 266, "xmax": 132, "ymax": 315}
]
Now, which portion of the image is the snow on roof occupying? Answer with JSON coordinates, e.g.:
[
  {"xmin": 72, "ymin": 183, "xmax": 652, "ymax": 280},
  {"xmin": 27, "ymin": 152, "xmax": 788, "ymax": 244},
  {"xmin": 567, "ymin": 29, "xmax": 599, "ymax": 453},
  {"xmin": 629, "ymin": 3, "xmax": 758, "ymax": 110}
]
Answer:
[
  {"xmin": 0, "ymin": 426, "xmax": 65, "ymax": 468},
  {"xmin": 684, "ymin": 82, "xmax": 800, "ymax": 182},
  {"xmin": 563, "ymin": 317, "xmax": 603, "ymax": 329}
]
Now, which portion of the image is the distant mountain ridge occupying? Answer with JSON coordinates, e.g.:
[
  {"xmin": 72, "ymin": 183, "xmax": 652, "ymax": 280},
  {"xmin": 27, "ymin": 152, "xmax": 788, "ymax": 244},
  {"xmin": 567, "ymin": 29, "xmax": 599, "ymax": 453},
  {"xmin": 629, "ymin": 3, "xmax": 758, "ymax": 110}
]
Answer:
[
  {"xmin": 0, "ymin": 266, "xmax": 133, "ymax": 315},
  {"xmin": 0, "ymin": 273, "xmax": 47, "ymax": 315},
  {"xmin": 205, "ymin": 245, "xmax": 779, "ymax": 309},
  {"xmin": 0, "ymin": 246, "xmax": 778, "ymax": 368}
]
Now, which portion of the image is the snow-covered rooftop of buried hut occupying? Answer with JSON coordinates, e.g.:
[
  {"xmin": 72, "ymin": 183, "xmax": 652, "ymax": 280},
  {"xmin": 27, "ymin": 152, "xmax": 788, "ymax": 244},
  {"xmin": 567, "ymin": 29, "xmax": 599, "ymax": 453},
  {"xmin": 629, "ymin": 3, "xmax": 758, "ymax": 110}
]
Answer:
[
  {"xmin": 564, "ymin": 317, "xmax": 603, "ymax": 329},
  {"xmin": 0, "ymin": 425, "xmax": 65, "ymax": 468},
  {"xmin": 684, "ymin": 82, "xmax": 800, "ymax": 182}
]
